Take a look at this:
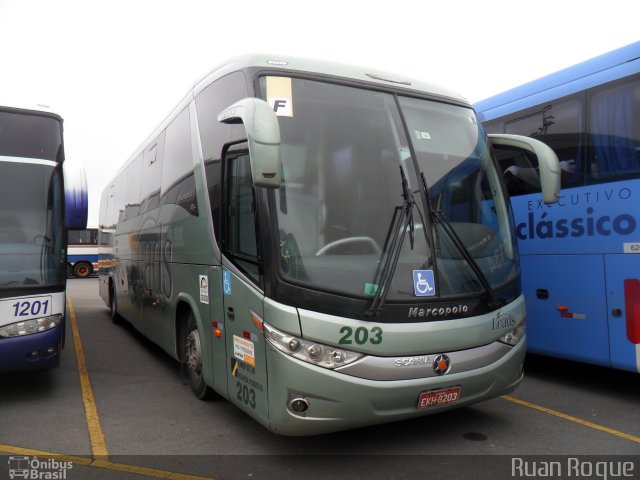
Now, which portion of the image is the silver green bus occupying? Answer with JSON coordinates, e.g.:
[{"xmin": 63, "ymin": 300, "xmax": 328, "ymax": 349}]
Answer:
[{"xmin": 98, "ymin": 55, "xmax": 560, "ymax": 435}]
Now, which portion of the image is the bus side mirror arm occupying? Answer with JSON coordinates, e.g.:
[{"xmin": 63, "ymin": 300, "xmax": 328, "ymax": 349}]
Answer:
[
  {"xmin": 217, "ymin": 98, "xmax": 282, "ymax": 189},
  {"xmin": 488, "ymin": 133, "xmax": 561, "ymax": 204}
]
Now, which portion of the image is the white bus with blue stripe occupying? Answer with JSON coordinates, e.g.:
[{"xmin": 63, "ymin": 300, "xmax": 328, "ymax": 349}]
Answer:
[
  {"xmin": 0, "ymin": 103, "xmax": 87, "ymax": 372},
  {"xmin": 68, "ymin": 227, "xmax": 98, "ymax": 278}
]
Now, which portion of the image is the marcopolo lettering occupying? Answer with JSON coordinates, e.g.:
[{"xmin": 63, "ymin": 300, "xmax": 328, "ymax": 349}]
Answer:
[
  {"xmin": 516, "ymin": 208, "xmax": 636, "ymax": 241},
  {"xmin": 408, "ymin": 304, "xmax": 469, "ymax": 318}
]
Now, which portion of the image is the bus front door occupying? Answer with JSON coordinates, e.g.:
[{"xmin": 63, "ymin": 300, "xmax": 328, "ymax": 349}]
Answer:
[{"xmin": 221, "ymin": 268, "xmax": 269, "ymax": 426}]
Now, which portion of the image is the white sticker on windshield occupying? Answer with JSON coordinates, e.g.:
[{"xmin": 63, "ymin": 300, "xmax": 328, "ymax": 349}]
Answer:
[
  {"xmin": 266, "ymin": 76, "xmax": 293, "ymax": 117},
  {"xmin": 415, "ymin": 130, "xmax": 431, "ymax": 140}
]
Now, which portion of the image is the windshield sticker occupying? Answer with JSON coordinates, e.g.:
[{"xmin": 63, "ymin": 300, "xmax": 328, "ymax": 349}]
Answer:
[
  {"xmin": 223, "ymin": 270, "xmax": 232, "ymax": 296},
  {"xmin": 266, "ymin": 76, "xmax": 293, "ymax": 117},
  {"xmin": 364, "ymin": 282, "xmax": 378, "ymax": 296},
  {"xmin": 413, "ymin": 270, "xmax": 436, "ymax": 297},
  {"xmin": 199, "ymin": 275, "xmax": 209, "ymax": 304},
  {"xmin": 399, "ymin": 146, "xmax": 411, "ymax": 161},
  {"xmin": 414, "ymin": 130, "xmax": 431, "ymax": 141}
]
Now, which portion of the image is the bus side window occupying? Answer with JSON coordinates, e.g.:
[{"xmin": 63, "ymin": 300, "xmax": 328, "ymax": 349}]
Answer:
[
  {"xmin": 587, "ymin": 77, "xmax": 640, "ymax": 183},
  {"xmin": 195, "ymin": 71, "xmax": 249, "ymax": 242},
  {"xmin": 493, "ymin": 147, "xmax": 541, "ymax": 197},
  {"xmin": 502, "ymin": 97, "xmax": 584, "ymax": 193}
]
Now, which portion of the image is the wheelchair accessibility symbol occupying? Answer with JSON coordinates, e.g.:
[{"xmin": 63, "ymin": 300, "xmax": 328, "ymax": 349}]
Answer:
[
  {"xmin": 223, "ymin": 270, "xmax": 232, "ymax": 296},
  {"xmin": 413, "ymin": 270, "xmax": 436, "ymax": 297}
]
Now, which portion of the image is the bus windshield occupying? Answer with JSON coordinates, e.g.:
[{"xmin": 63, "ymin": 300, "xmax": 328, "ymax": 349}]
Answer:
[
  {"xmin": 0, "ymin": 148, "xmax": 65, "ymax": 288},
  {"xmin": 0, "ymin": 109, "xmax": 63, "ymax": 162},
  {"xmin": 0, "ymin": 110, "xmax": 65, "ymax": 289},
  {"xmin": 265, "ymin": 77, "xmax": 517, "ymax": 302}
]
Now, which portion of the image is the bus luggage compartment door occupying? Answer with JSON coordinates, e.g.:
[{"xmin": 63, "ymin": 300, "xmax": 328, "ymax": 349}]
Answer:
[
  {"xmin": 605, "ymin": 254, "xmax": 640, "ymax": 373},
  {"xmin": 520, "ymin": 254, "xmax": 609, "ymax": 366}
]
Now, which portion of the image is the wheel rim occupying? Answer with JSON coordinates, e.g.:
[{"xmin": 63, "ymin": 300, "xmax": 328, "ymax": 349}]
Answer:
[
  {"xmin": 186, "ymin": 329, "xmax": 202, "ymax": 377},
  {"xmin": 77, "ymin": 265, "xmax": 89, "ymax": 276}
]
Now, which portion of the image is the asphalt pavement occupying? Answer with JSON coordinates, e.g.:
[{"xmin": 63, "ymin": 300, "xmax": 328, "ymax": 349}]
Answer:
[{"xmin": 0, "ymin": 278, "xmax": 638, "ymax": 480}]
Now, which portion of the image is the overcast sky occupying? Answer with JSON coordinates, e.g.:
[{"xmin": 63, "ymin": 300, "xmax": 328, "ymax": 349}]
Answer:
[{"xmin": 1, "ymin": 0, "xmax": 638, "ymax": 226}]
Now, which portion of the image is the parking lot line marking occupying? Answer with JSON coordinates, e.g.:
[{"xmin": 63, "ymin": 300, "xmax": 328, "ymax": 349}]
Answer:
[
  {"xmin": 0, "ymin": 442, "xmax": 217, "ymax": 479},
  {"xmin": 68, "ymin": 297, "xmax": 110, "ymax": 459},
  {"xmin": 502, "ymin": 395, "xmax": 640, "ymax": 444}
]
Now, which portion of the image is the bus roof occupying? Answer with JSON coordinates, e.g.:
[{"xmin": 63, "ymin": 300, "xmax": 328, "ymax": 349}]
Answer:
[
  {"xmin": 474, "ymin": 41, "xmax": 640, "ymax": 122},
  {"xmin": 0, "ymin": 101, "xmax": 62, "ymax": 119},
  {"xmin": 195, "ymin": 53, "xmax": 469, "ymax": 105},
  {"xmin": 116, "ymin": 54, "xmax": 472, "ymax": 180}
]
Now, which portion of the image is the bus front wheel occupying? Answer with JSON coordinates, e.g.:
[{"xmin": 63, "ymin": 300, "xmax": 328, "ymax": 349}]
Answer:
[{"xmin": 183, "ymin": 312, "xmax": 214, "ymax": 400}]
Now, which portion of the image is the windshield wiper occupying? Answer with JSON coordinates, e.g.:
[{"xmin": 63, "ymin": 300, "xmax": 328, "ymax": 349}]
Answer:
[
  {"xmin": 431, "ymin": 210, "xmax": 503, "ymax": 310},
  {"xmin": 366, "ymin": 166, "xmax": 415, "ymax": 317}
]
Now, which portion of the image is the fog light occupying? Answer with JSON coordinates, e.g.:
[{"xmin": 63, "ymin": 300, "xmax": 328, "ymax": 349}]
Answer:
[
  {"xmin": 289, "ymin": 398, "xmax": 309, "ymax": 413},
  {"xmin": 46, "ymin": 346, "xmax": 58, "ymax": 354},
  {"xmin": 29, "ymin": 350, "xmax": 40, "ymax": 359}
]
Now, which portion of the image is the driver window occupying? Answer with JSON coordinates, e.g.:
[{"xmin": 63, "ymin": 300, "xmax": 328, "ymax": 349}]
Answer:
[{"xmin": 223, "ymin": 146, "xmax": 261, "ymax": 285}]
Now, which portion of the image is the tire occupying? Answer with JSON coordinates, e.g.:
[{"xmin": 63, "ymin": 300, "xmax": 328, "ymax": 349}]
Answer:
[
  {"xmin": 183, "ymin": 312, "xmax": 214, "ymax": 400},
  {"xmin": 73, "ymin": 262, "xmax": 92, "ymax": 278},
  {"xmin": 109, "ymin": 285, "xmax": 122, "ymax": 325}
]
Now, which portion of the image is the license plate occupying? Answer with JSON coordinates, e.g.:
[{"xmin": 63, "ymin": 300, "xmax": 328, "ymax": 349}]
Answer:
[{"xmin": 418, "ymin": 387, "xmax": 461, "ymax": 409}]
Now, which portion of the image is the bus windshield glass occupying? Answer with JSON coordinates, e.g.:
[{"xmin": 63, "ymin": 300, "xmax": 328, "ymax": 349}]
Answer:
[
  {"xmin": 0, "ymin": 110, "xmax": 63, "ymax": 162},
  {"xmin": 0, "ymin": 159, "xmax": 65, "ymax": 288},
  {"xmin": 264, "ymin": 77, "xmax": 517, "ymax": 301}
]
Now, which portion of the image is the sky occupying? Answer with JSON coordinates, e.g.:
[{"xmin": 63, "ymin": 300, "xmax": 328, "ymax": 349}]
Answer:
[{"xmin": 0, "ymin": 0, "xmax": 638, "ymax": 227}]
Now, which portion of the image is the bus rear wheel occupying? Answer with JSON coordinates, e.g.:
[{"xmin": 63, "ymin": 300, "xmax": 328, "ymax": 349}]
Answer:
[
  {"xmin": 183, "ymin": 312, "xmax": 214, "ymax": 400},
  {"xmin": 109, "ymin": 284, "xmax": 122, "ymax": 325},
  {"xmin": 73, "ymin": 262, "xmax": 92, "ymax": 278}
]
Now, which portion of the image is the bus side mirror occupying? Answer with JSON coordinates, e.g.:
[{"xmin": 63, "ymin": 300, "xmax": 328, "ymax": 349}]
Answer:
[
  {"xmin": 488, "ymin": 134, "xmax": 561, "ymax": 204},
  {"xmin": 217, "ymin": 98, "xmax": 282, "ymax": 189},
  {"xmin": 63, "ymin": 160, "xmax": 88, "ymax": 229}
]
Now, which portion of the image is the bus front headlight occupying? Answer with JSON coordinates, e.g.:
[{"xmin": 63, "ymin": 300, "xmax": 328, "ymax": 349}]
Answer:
[
  {"xmin": 264, "ymin": 322, "xmax": 363, "ymax": 369},
  {"xmin": 498, "ymin": 320, "xmax": 526, "ymax": 346},
  {"xmin": 0, "ymin": 314, "xmax": 62, "ymax": 338}
]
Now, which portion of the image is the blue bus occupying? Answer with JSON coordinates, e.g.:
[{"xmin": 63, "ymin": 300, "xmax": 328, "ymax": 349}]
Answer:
[
  {"xmin": 0, "ymin": 103, "xmax": 87, "ymax": 372},
  {"xmin": 68, "ymin": 227, "xmax": 98, "ymax": 278},
  {"xmin": 475, "ymin": 41, "xmax": 640, "ymax": 373}
]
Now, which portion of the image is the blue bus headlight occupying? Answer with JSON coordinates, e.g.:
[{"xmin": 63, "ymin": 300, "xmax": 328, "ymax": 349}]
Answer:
[
  {"xmin": 264, "ymin": 322, "xmax": 363, "ymax": 369},
  {"xmin": 0, "ymin": 314, "xmax": 63, "ymax": 338},
  {"xmin": 498, "ymin": 321, "xmax": 526, "ymax": 346}
]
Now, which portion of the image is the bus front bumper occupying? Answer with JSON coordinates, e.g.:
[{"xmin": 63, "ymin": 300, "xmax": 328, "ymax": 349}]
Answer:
[
  {"xmin": 265, "ymin": 337, "xmax": 525, "ymax": 436},
  {"xmin": 0, "ymin": 324, "xmax": 64, "ymax": 373}
]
